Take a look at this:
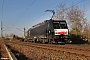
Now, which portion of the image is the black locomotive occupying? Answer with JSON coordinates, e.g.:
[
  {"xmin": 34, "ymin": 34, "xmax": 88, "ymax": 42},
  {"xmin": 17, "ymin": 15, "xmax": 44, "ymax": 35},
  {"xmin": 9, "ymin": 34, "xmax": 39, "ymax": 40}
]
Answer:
[{"xmin": 27, "ymin": 19, "xmax": 71, "ymax": 44}]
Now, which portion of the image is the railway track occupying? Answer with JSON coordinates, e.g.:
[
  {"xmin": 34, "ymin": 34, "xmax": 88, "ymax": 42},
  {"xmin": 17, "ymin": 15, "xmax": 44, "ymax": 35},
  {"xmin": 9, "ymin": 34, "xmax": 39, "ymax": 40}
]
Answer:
[
  {"xmin": 5, "ymin": 40, "xmax": 90, "ymax": 60},
  {"xmin": 0, "ymin": 40, "xmax": 17, "ymax": 60}
]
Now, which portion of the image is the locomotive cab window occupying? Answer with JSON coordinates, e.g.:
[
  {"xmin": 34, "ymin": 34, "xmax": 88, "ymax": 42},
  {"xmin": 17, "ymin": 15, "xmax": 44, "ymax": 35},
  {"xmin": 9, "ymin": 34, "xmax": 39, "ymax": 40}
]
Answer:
[
  {"xmin": 53, "ymin": 22, "xmax": 59, "ymax": 29},
  {"xmin": 60, "ymin": 21, "xmax": 68, "ymax": 29},
  {"xmin": 53, "ymin": 21, "xmax": 68, "ymax": 29}
]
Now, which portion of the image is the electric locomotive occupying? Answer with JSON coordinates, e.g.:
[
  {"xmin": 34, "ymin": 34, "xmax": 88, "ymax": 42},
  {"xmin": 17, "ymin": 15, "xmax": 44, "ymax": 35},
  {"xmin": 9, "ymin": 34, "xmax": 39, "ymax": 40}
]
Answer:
[{"xmin": 27, "ymin": 19, "xmax": 70, "ymax": 44}]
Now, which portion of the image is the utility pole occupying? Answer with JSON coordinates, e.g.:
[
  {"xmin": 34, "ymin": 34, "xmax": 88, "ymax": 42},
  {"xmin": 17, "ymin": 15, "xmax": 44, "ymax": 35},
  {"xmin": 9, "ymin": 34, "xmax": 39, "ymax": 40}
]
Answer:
[
  {"xmin": 1, "ymin": 21, "xmax": 3, "ymax": 38},
  {"xmin": 24, "ymin": 28, "xmax": 26, "ymax": 41},
  {"xmin": 1, "ymin": 0, "xmax": 4, "ymax": 39}
]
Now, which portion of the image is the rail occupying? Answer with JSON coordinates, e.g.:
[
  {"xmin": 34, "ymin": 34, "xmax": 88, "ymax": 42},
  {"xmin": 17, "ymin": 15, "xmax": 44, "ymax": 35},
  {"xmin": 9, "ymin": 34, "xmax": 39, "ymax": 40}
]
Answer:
[
  {"xmin": 6, "ymin": 41, "xmax": 90, "ymax": 60},
  {"xmin": 3, "ymin": 44, "xmax": 17, "ymax": 60}
]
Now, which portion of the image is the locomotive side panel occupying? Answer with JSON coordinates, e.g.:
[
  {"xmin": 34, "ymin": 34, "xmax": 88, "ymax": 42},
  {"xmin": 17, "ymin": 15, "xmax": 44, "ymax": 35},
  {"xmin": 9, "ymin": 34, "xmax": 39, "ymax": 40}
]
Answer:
[{"xmin": 30, "ymin": 23, "xmax": 47, "ymax": 38}]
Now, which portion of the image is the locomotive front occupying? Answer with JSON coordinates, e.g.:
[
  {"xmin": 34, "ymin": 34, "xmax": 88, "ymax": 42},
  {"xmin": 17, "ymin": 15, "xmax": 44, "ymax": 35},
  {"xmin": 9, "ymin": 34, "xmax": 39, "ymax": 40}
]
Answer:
[{"xmin": 52, "ymin": 20, "xmax": 70, "ymax": 43}]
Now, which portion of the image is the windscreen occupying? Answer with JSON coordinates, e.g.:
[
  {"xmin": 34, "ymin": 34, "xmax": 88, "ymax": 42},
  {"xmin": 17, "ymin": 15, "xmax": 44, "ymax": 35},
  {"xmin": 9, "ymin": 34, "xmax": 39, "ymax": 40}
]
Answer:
[{"xmin": 53, "ymin": 21, "xmax": 68, "ymax": 29}]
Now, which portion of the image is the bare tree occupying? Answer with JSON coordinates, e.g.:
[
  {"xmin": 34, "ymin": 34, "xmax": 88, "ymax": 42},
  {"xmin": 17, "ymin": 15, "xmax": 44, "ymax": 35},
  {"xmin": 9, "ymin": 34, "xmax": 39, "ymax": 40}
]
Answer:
[
  {"xmin": 54, "ymin": 3, "xmax": 66, "ymax": 20},
  {"xmin": 83, "ymin": 21, "xmax": 90, "ymax": 40},
  {"xmin": 54, "ymin": 3, "xmax": 87, "ymax": 34},
  {"xmin": 54, "ymin": 3, "xmax": 90, "ymax": 42},
  {"xmin": 67, "ymin": 5, "xmax": 87, "ymax": 35}
]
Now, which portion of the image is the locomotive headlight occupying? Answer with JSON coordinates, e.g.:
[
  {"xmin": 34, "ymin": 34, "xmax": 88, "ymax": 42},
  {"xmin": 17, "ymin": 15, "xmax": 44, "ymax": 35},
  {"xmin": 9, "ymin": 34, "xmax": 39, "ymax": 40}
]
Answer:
[
  {"xmin": 55, "ymin": 31, "xmax": 57, "ymax": 34},
  {"xmin": 65, "ymin": 31, "xmax": 67, "ymax": 34},
  {"xmin": 65, "ymin": 31, "xmax": 68, "ymax": 35}
]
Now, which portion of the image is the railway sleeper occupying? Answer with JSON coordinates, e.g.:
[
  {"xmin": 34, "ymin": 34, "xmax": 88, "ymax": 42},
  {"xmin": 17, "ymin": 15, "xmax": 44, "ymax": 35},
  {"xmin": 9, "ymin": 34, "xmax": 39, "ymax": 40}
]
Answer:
[{"xmin": 6, "ymin": 41, "xmax": 90, "ymax": 60}]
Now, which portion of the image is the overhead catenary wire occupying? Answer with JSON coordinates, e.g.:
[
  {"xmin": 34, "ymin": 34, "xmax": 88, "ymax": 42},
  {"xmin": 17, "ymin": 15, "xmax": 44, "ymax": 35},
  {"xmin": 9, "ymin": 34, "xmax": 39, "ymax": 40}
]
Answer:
[
  {"xmin": 24, "ymin": 0, "xmax": 68, "ymax": 28},
  {"xmin": 4, "ymin": 0, "xmax": 67, "ymax": 33},
  {"xmin": 16, "ymin": 28, "xmax": 24, "ymax": 32},
  {"xmin": 25, "ymin": 0, "xmax": 84, "ymax": 28},
  {"xmin": 52, "ymin": 0, "xmax": 68, "ymax": 9},
  {"xmin": 26, "ymin": 0, "xmax": 85, "ymax": 36},
  {"xmin": 3, "ymin": 0, "xmax": 37, "ymax": 35},
  {"xmin": 24, "ymin": 12, "xmax": 46, "ymax": 27},
  {"xmin": 25, "ymin": 0, "xmax": 69, "ymax": 34},
  {"xmin": 66, "ymin": 0, "xmax": 85, "ymax": 10},
  {"xmin": 11, "ymin": 0, "xmax": 37, "ymax": 29},
  {"xmin": 4, "ymin": 0, "xmax": 85, "ymax": 36}
]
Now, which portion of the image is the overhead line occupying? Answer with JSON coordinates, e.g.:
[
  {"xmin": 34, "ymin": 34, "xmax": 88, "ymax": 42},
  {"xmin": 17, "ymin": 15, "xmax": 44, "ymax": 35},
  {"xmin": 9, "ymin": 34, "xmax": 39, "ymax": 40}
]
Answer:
[
  {"xmin": 16, "ymin": 0, "xmax": 85, "ymax": 37},
  {"xmin": 25, "ymin": 0, "xmax": 84, "ymax": 28},
  {"xmin": 11, "ymin": 0, "xmax": 37, "ymax": 28},
  {"xmin": 6, "ymin": 0, "xmax": 84, "ymax": 36},
  {"xmin": 25, "ymin": 12, "xmax": 46, "ymax": 27},
  {"xmin": 52, "ymin": 0, "xmax": 68, "ymax": 9},
  {"xmin": 16, "ymin": 28, "xmax": 24, "ymax": 32},
  {"xmin": 5, "ymin": 0, "xmax": 37, "ymax": 34},
  {"xmin": 24, "ymin": 0, "xmax": 68, "ymax": 28},
  {"xmin": 66, "ymin": 0, "xmax": 85, "ymax": 10},
  {"xmin": 26, "ymin": 0, "xmax": 85, "ymax": 37}
]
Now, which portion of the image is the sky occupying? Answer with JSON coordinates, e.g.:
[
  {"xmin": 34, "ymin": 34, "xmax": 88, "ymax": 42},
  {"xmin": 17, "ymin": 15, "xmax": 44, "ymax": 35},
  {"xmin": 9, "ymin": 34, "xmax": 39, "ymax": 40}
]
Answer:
[{"xmin": 0, "ymin": 0, "xmax": 90, "ymax": 37}]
